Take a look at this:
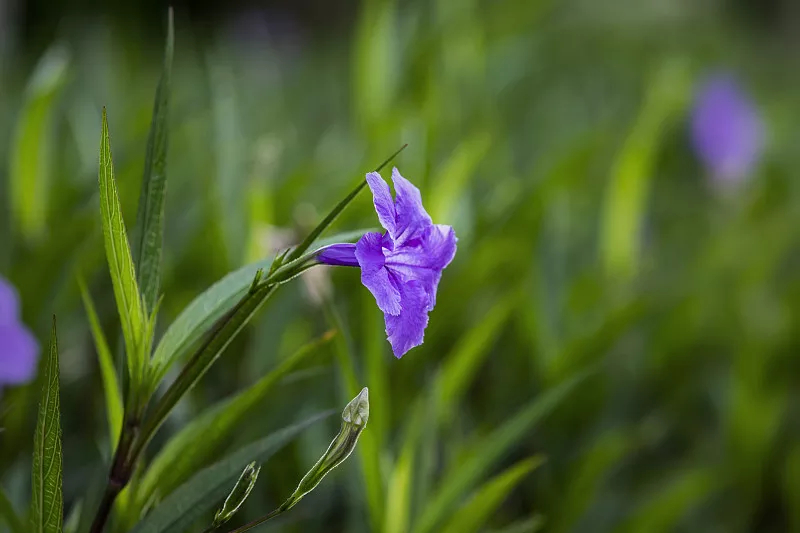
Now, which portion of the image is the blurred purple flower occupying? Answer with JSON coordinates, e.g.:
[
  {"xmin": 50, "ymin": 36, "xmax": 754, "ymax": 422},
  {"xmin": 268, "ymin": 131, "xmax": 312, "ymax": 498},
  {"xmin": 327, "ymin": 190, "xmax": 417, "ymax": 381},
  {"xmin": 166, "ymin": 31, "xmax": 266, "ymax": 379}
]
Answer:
[
  {"xmin": 0, "ymin": 276, "xmax": 38, "ymax": 387},
  {"xmin": 318, "ymin": 168, "xmax": 457, "ymax": 358},
  {"xmin": 690, "ymin": 74, "xmax": 764, "ymax": 184}
]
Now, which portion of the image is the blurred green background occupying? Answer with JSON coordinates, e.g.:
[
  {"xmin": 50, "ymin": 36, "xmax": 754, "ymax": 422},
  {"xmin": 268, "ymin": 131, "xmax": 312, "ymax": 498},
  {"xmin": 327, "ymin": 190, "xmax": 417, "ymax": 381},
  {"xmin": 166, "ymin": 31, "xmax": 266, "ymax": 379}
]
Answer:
[{"xmin": 2, "ymin": 0, "xmax": 800, "ymax": 531}]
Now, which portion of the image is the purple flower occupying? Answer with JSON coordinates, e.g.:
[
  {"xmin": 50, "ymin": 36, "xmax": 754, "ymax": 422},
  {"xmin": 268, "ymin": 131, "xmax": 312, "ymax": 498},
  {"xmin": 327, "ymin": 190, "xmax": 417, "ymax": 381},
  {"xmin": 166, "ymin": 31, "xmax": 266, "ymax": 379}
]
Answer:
[
  {"xmin": 690, "ymin": 73, "xmax": 764, "ymax": 185},
  {"xmin": 0, "ymin": 276, "xmax": 39, "ymax": 387},
  {"xmin": 318, "ymin": 168, "xmax": 457, "ymax": 358}
]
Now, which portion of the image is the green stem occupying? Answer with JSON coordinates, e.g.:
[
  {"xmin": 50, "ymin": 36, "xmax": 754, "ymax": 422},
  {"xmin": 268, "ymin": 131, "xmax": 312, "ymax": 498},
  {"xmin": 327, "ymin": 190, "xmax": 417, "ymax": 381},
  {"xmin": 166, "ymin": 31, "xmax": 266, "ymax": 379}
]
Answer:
[{"xmin": 223, "ymin": 507, "xmax": 285, "ymax": 533}]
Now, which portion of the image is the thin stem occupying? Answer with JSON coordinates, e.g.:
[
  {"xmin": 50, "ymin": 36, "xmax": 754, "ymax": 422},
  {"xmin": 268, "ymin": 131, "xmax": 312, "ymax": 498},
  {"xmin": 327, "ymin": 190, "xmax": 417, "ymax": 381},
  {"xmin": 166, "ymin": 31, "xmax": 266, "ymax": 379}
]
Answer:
[
  {"xmin": 89, "ymin": 413, "xmax": 140, "ymax": 533},
  {"xmin": 223, "ymin": 507, "xmax": 285, "ymax": 533}
]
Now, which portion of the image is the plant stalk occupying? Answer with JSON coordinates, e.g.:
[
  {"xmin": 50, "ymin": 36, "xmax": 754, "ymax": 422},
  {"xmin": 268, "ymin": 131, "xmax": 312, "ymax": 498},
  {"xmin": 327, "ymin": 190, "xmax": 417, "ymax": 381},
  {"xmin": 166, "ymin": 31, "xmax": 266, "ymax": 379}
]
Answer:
[
  {"xmin": 223, "ymin": 506, "xmax": 285, "ymax": 533},
  {"xmin": 89, "ymin": 414, "xmax": 139, "ymax": 533}
]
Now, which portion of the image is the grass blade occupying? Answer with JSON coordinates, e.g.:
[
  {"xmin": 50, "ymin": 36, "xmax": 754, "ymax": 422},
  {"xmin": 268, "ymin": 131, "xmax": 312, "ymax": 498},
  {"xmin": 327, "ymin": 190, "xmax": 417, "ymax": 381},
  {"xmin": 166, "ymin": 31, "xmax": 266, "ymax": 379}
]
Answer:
[
  {"xmin": 413, "ymin": 372, "xmax": 589, "ymax": 533},
  {"xmin": 9, "ymin": 44, "xmax": 69, "ymax": 242},
  {"xmin": 324, "ymin": 301, "xmax": 384, "ymax": 531},
  {"xmin": 129, "ymin": 412, "xmax": 333, "ymax": 533},
  {"xmin": 31, "ymin": 317, "xmax": 63, "ymax": 533},
  {"xmin": 133, "ymin": 7, "xmax": 174, "ymax": 313},
  {"xmin": 99, "ymin": 108, "xmax": 147, "ymax": 388},
  {"xmin": 435, "ymin": 297, "xmax": 516, "ymax": 422},
  {"xmin": 440, "ymin": 456, "xmax": 545, "ymax": 533},
  {"xmin": 600, "ymin": 61, "xmax": 690, "ymax": 279},
  {"xmin": 78, "ymin": 276, "xmax": 123, "ymax": 449},
  {"xmin": 137, "ymin": 331, "xmax": 335, "ymax": 506},
  {"xmin": 550, "ymin": 430, "xmax": 633, "ymax": 533},
  {"xmin": 612, "ymin": 468, "xmax": 715, "ymax": 533},
  {"xmin": 285, "ymin": 144, "xmax": 407, "ymax": 262}
]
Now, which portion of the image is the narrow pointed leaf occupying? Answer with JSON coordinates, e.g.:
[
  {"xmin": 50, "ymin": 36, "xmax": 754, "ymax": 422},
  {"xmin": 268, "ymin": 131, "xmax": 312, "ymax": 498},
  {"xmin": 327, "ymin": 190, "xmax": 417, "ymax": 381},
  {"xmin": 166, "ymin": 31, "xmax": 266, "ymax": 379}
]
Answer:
[
  {"xmin": 133, "ymin": 8, "xmax": 174, "ymax": 313},
  {"xmin": 78, "ymin": 277, "xmax": 123, "ymax": 448},
  {"xmin": 10, "ymin": 44, "xmax": 70, "ymax": 241},
  {"xmin": 384, "ymin": 442, "xmax": 414, "ymax": 533},
  {"xmin": 135, "ymin": 281, "xmax": 277, "ymax": 459},
  {"xmin": 99, "ymin": 109, "xmax": 146, "ymax": 386},
  {"xmin": 150, "ymin": 229, "xmax": 369, "ymax": 386},
  {"xmin": 551, "ymin": 430, "xmax": 633, "ymax": 533},
  {"xmin": 285, "ymin": 144, "xmax": 407, "ymax": 262},
  {"xmin": 137, "ymin": 332, "xmax": 335, "ymax": 506},
  {"xmin": 413, "ymin": 373, "xmax": 589, "ymax": 533},
  {"xmin": 31, "ymin": 318, "xmax": 63, "ymax": 533},
  {"xmin": 324, "ymin": 302, "xmax": 383, "ymax": 530},
  {"xmin": 435, "ymin": 297, "xmax": 516, "ymax": 421},
  {"xmin": 129, "ymin": 412, "xmax": 333, "ymax": 533},
  {"xmin": 613, "ymin": 468, "xmax": 715, "ymax": 533},
  {"xmin": 440, "ymin": 456, "xmax": 545, "ymax": 533}
]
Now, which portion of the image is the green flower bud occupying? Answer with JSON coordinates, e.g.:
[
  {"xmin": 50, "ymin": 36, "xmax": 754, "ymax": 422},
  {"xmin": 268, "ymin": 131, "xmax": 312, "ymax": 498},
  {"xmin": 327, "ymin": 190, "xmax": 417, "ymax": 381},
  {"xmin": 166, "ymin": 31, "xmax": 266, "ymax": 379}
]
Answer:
[
  {"xmin": 280, "ymin": 387, "xmax": 369, "ymax": 511},
  {"xmin": 212, "ymin": 461, "xmax": 261, "ymax": 527}
]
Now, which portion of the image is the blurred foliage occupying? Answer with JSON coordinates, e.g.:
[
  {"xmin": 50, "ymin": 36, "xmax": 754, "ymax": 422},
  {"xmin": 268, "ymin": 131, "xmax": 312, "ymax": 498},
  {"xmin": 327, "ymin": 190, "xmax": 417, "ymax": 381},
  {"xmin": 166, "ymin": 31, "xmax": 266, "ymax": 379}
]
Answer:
[{"xmin": 2, "ymin": 0, "xmax": 800, "ymax": 532}]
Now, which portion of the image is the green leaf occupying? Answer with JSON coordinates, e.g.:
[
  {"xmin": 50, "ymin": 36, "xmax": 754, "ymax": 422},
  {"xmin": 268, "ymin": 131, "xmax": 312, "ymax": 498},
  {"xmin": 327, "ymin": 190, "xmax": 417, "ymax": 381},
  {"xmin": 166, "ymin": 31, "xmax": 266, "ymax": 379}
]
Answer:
[
  {"xmin": 129, "ymin": 412, "xmax": 332, "ymax": 533},
  {"xmin": 285, "ymin": 144, "xmax": 407, "ymax": 262},
  {"xmin": 551, "ymin": 430, "xmax": 633, "ymax": 533},
  {"xmin": 428, "ymin": 133, "xmax": 491, "ymax": 222},
  {"xmin": 613, "ymin": 468, "xmax": 715, "ymax": 533},
  {"xmin": 78, "ymin": 276, "xmax": 123, "ymax": 449},
  {"xmin": 149, "ymin": 229, "xmax": 369, "ymax": 387},
  {"xmin": 10, "ymin": 44, "xmax": 70, "ymax": 242},
  {"xmin": 323, "ymin": 302, "xmax": 384, "ymax": 531},
  {"xmin": 383, "ymin": 299, "xmax": 516, "ymax": 533},
  {"xmin": 149, "ymin": 257, "xmax": 272, "ymax": 386},
  {"xmin": 440, "ymin": 456, "xmax": 545, "ymax": 533},
  {"xmin": 99, "ymin": 108, "xmax": 147, "ymax": 388},
  {"xmin": 0, "ymin": 486, "xmax": 25, "ymax": 533},
  {"xmin": 31, "ymin": 317, "xmax": 63, "ymax": 533},
  {"xmin": 413, "ymin": 372, "xmax": 589, "ymax": 533},
  {"xmin": 383, "ymin": 440, "xmax": 414, "ymax": 533},
  {"xmin": 600, "ymin": 60, "xmax": 690, "ymax": 279},
  {"xmin": 137, "ymin": 331, "xmax": 335, "ymax": 506},
  {"xmin": 133, "ymin": 7, "xmax": 174, "ymax": 314},
  {"xmin": 435, "ymin": 297, "xmax": 516, "ymax": 422}
]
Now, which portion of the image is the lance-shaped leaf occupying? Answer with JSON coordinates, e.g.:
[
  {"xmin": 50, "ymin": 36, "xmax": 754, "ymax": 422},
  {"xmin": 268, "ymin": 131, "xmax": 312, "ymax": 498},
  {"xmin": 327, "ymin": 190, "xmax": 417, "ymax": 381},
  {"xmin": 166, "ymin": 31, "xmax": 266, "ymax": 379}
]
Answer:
[
  {"xmin": 129, "ymin": 412, "xmax": 332, "ymax": 533},
  {"xmin": 212, "ymin": 462, "xmax": 261, "ymax": 528},
  {"xmin": 10, "ymin": 44, "xmax": 70, "ymax": 242},
  {"xmin": 134, "ymin": 279, "xmax": 277, "ymax": 460},
  {"xmin": 413, "ymin": 373, "xmax": 589, "ymax": 533},
  {"xmin": 99, "ymin": 108, "xmax": 147, "ymax": 387},
  {"xmin": 440, "ymin": 456, "xmax": 545, "ymax": 533},
  {"xmin": 31, "ymin": 318, "xmax": 63, "ymax": 533},
  {"xmin": 149, "ymin": 229, "xmax": 368, "ymax": 389},
  {"xmin": 78, "ymin": 276, "xmax": 123, "ymax": 448},
  {"xmin": 285, "ymin": 144, "xmax": 406, "ymax": 262},
  {"xmin": 137, "ymin": 331, "xmax": 335, "ymax": 506},
  {"xmin": 133, "ymin": 8, "xmax": 174, "ymax": 314}
]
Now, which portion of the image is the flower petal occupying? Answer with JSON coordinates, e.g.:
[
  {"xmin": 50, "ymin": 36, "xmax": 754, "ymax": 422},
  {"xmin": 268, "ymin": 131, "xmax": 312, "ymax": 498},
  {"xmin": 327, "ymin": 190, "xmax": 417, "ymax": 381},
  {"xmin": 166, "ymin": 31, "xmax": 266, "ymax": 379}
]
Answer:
[
  {"xmin": 366, "ymin": 172, "xmax": 397, "ymax": 237},
  {"xmin": 0, "ymin": 323, "xmax": 39, "ymax": 385},
  {"xmin": 385, "ymin": 280, "xmax": 429, "ymax": 358},
  {"xmin": 355, "ymin": 232, "xmax": 386, "ymax": 273},
  {"xmin": 317, "ymin": 243, "xmax": 359, "ymax": 267},
  {"xmin": 356, "ymin": 232, "xmax": 401, "ymax": 316},
  {"xmin": 0, "ymin": 277, "xmax": 20, "ymax": 325},
  {"xmin": 391, "ymin": 167, "xmax": 431, "ymax": 244},
  {"xmin": 385, "ymin": 224, "xmax": 457, "ymax": 309}
]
